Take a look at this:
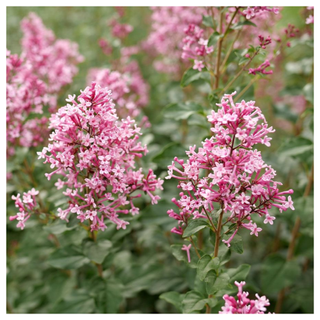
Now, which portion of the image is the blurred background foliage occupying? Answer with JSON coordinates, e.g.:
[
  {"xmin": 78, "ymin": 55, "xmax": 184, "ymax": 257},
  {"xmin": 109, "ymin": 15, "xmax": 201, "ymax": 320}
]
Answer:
[{"xmin": 7, "ymin": 6, "xmax": 313, "ymax": 313}]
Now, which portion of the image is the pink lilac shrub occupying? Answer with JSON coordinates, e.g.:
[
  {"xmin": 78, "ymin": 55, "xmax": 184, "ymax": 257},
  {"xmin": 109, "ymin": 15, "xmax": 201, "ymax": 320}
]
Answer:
[
  {"xmin": 6, "ymin": 13, "xmax": 83, "ymax": 156},
  {"xmin": 10, "ymin": 188, "xmax": 39, "ymax": 230},
  {"xmin": 143, "ymin": 6, "xmax": 206, "ymax": 74},
  {"xmin": 220, "ymin": 281, "xmax": 271, "ymax": 314},
  {"xmin": 166, "ymin": 92, "xmax": 294, "ymax": 245},
  {"xmin": 38, "ymin": 82, "xmax": 163, "ymax": 231}
]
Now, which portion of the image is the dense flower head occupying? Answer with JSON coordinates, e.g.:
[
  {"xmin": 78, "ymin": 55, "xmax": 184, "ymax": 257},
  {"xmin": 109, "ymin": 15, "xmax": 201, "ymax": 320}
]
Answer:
[
  {"xmin": 109, "ymin": 18, "xmax": 133, "ymax": 39},
  {"xmin": 87, "ymin": 67, "xmax": 148, "ymax": 119},
  {"xmin": 38, "ymin": 82, "xmax": 163, "ymax": 231},
  {"xmin": 220, "ymin": 281, "xmax": 271, "ymax": 314},
  {"xmin": 143, "ymin": 6, "xmax": 206, "ymax": 74},
  {"xmin": 7, "ymin": 13, "xmax": 83, "ymax": 157},
  {"xmin": 6, "ymin": 50, "xmax": 54, "ymax": 155},
  {"xmin": 10, "ymin": 188, "xmax": 39, "ymax": 230},
  {"xmin": 21, "ymin": 12, "xmax": 84, "ymax": 92},
  {"xmin": 166, "ymin": 92, "xmax": 294, "ymax": 243}
]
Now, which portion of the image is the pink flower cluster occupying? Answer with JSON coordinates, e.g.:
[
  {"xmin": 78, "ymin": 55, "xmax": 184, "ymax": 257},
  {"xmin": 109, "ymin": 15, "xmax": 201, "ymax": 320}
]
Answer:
[
  {"xmin": 181, "ymin": 24, "xmax": 213, "ymax": 71},
  {"xmin": 143, "ymin": 6, "xmax": 206, "ymax": 74},
  {"xmin": 166, "ymin": 92, "xmax": 294, "ymax": 245},
  {"xmin": 38, "ymin": 82, "xmax": 163, "ymax": 231},
  {"xmin": 258, "ymin": 35, "xmax": 272, "ymax": 49},
  {"xmin": 306, "ymin": 6, "xmax": 314, "ymax": 24},
  {"xmin": 6, "ymin": 51, "xmax": 53, "ymax": 156},
  {"xmin": 220, "ymin": 281, "xmax": 271, "ymax": 314},
  {"xmin": 242, "ymin": 7, "xmax": 279, "ymax": 20},
  {"xmin": 248, "ymin": 60, "xmax": 273, "ymax": 76},
  {"xmin": 284, "ymin": 24, "xmax": 299, "ymax": 47},
  {"xmin": 109, "ymin": 18, "xmax": 133, "ymax": 39},
  {"xmin": 87, "ymin": 66, "xmax": 148, "ymax": 120},
  {"xmin": 10, "ymin": 188, "xmax": 39, "ymax": 230},
  {"xmin": 6, "ymin": 13, "xmax": 83, "ymax": 156},
  {"xmin": 21, "ymin": 12, "xmax": 84, "ymax": 93}
]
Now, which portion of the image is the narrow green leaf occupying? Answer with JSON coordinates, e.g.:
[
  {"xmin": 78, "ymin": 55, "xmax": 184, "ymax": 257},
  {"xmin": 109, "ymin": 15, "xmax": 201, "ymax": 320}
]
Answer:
[
  {"xmin": 207, "ymin": 31, "xmax": 222, "ymax": 47},
  {"xmin": 206, "ymin": 272, "xmax": 231, "ymax": 295},
  {"xmin": 183, "ymin": 219, "xmax": 209, "ymax": 238},
  {"xmin": 226, "ymin": 264, "xmax": 251, "ymax": 283},
  {"xmin": 164, "ymin": 101, "xmax": 204, "ymax": 121},
  {"xmin": 181, "ymin": 68, "xmax": 210, "ymax": 87},
  {"xmin": 232, "ymin": 20, "xmax": 257, "ymax": 30}
]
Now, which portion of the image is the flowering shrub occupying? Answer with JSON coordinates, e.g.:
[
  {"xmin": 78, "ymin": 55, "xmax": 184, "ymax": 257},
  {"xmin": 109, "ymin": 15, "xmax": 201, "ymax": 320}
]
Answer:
[{"xmin": 7, "ymin": 7, "xmax": 313, "ymax": 314}]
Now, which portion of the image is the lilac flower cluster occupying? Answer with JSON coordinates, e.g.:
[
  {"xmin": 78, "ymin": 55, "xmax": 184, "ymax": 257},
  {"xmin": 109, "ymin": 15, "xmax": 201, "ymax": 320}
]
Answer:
[
  {"xmin": 38, "ymin": 82, "xmax": 163, "ymax": 231},
  {"xmin": 87, "ymin": 67, "xmax": 148, "ymax": 120},
  {"xmin": 166, "ymin": 92, "xmax": 294, "ymax": 245},
  {"xmin": 181, "ymin": 24, "xmax": 213, "ymax": 71},
  {"xmin": 248, "ymin": 60, "xmax": 273, "ymax": 76},
  {"xmin": 109, "ymin": 18, "xmax": 133, "ymax": 39},
  {"xmin": 10, "ymin": 189, "xmax": 39, "ymax": 230},
  {"xmin": 21, "ymin": 12, "xmax": 84, "ymax": 93},
  {"xmin": 242, "ymin": 6, "xmax": 279, "ymax": 20},
  {"xmin": 143, "ymin": 6, "xmax": 206, "ymax": 74},
  {"xmin": 6, "ymin": 13, "xmax": 83, "ymax": 157},
  {"xmin": 220, "ymin": 281, "xmax": 271, "ymax": 314}
]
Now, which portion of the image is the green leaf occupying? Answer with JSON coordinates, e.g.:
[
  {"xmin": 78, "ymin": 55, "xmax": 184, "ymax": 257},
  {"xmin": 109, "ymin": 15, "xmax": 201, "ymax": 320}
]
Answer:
[
  {"xmin": 181, "ymin": 291, "xmax": 207, "ymax": 313},
  {"xmin": 206, "ymin": 272, "xmax": 231, "ymax": 295},
  {"xmin": 183, "ymin": 219, "xmax": 209, "ymax": 238},
  {"xmin": 164, "ymin": 101, "xmax": 204, "ymax": 121},
  {"xmin": 181, "ymin": 68, "xmax": 210, "ymax": 88},
  {"xmin": 51, "ymin": 290, "xmax": 95, "ymax": 313},
  {"xmin": 261, "ymin": 254, "xmax": 301, "ymax": 294},
  {"xmin": 82, "ymin": 239, "xmax": 112, "ymax": 264},
  {"xmin": 197, "ymin": 255, "xmax": 220, "ymax": 281},
  {"xmin": 207, "ymin": 31, "xmax": 222, "ymax": 47},
  {"xmin": 226, "ymin": 264, "xmax": 251, "ymax": 283},
  {"xmin": 229, "ymin": 233, "xmax": 244, "ymax": 254},
  {"xmin": 43, "ymin": 218, "xmax": 78, "ymax": 235},
  {"xmin": 160, "ymin": 291, "xmax": 183, "ymax": 312},
  {"xmin": 102, "ymin": 279, "xmax": 124, "ymax": 313},
  {"xmin": 279, "ymin": 137, "xmax": 313, "ymax": 161},
  {"xmin": 151, "ymin": 142, "xmax": 186, "ymax": 168},
  {"xmin": 47, "ymin": 245, "xmax": 90, "ymax": 269},
  {"xmin": 232, "ymin": 20, "xmax": 257, "ymax": 30},
  {"xmin": 202, "ymin": 15, "xmax": 215, "ymax": 28}
]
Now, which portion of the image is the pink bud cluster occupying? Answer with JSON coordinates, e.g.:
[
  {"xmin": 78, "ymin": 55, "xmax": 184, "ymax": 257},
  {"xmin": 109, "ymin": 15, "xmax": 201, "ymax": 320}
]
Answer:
[
  {"xmin": 181, "ymin": 24, "xmax": 214, "ymax": 71},
  {"xmin": 166, "ymin": 92, "xmax": 294, "ymax": 244},
  {"xmin": 248, "ymin": 60, "xmax": 273, "ymax": 76},
  {"xmin": 220, "ymin": 281, "xmax": 271, "ymax": 314},
  {"xmin": 258, "ymin": 35, "xmax": 272, "ymax": 49},
  {"xmin": 38, "ymin": 82, "xmax": 163, "ymax": 231},
  {"xmin": 109, "ymin": 18, "xmax": 133, "ymax": 39},
  {"xmin": 10, "ymin": 188, "xmax": 39, "ymax": 230},
  {"xmin": 87, "ymin": 67, "xmax": 148, "ymax": 120},
  {"xmin": 143, "ymin": 6, "xmax": 206, "ymax": 74},
  {"xmin": 284, "ymin": 24, "xmax": 299, "ymax": 47},
  {"xmin": 21, "ymin": 12, "xmax": 84, "ymax": 93},
  {"xmin": 242, "ymin": 7, "xmax": 279, "ymax": 20}
]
